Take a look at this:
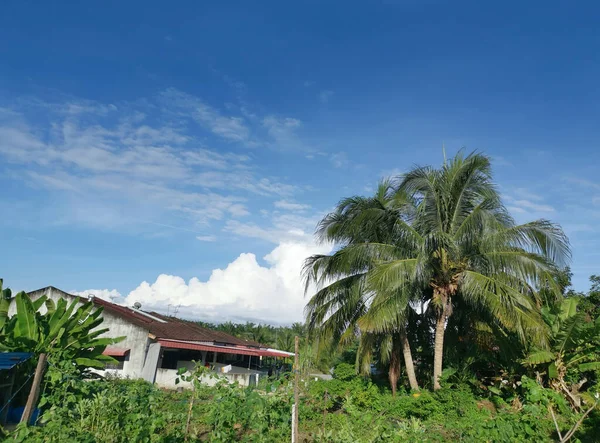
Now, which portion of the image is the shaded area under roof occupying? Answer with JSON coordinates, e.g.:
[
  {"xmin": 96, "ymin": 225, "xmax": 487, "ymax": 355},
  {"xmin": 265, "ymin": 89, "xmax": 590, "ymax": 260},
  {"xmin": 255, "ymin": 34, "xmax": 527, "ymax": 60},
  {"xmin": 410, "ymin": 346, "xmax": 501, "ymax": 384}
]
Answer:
[
  {"xmin": 158, "ymin": 339, "xmax": 293, "ymax": 358},
  {"xmin": 0, "ymin": 352, "xmax": 33, "ymax": 371}
]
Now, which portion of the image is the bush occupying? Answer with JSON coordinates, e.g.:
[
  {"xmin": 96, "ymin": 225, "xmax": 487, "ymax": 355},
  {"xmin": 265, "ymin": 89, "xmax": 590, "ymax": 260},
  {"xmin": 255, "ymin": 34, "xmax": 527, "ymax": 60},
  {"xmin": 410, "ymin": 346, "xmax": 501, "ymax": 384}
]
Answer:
[{"xmin": 333, "ymin": 363, "xmax": 357, "ymax": 381}]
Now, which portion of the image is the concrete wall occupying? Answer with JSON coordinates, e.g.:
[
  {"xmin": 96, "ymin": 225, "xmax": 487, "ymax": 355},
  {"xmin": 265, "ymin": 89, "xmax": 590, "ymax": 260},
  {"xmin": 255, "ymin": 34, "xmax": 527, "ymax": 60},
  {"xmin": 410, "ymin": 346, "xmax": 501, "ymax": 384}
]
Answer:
[
  {"xmin": 97, "ymin": 310, "xmax": 151, "ymax": 379},
  {"xmin": 154, "ymin": 364, "xmax": 262, "ymax": 389},
  {"xmin": 8, "ymin": 287, "xmax": 151, "ymax": 380}
]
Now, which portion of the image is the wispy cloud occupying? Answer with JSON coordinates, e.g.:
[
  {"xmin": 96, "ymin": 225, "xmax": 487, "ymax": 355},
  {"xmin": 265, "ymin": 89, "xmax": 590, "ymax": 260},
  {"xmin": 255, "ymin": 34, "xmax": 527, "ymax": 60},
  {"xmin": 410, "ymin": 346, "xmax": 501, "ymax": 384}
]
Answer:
[
  {"xmin": 274, "ymin": 200, "xmax": 311, "ymax": 212},
  {"xmin": 162, "ymin": 88, "xmax": 251, "ymax": 142},
  {"xmin": 505, "ymin": 194, "xmax": 555, "ymax": 215},
  {"xmin": 330, "ymin": 152, "xmax": 348, "ymax": 168},
  {"xmin": 513, "ymin": 188, "xmax": 544, "ymax": 202},
  {"xmin": 196, "ymin": 235, "xmax": 217, "ymax": 242},
  {"xmin": 0, "ymin": 93, "xmax": 308, "ymax": 236},
  {"xmin": 225, "ymin": 210, "xmax": 322, "ymax": 244},
  {"xmin": 512, "ymin": 199, "xmax": 554, "ymax": 212},
  {"xmin": 319, "ymin": 90, "xmax": 334, "ymax": 104},
  {"xmin": 564, "ymin": 176, "xmax": 600, "ymax": 191}
]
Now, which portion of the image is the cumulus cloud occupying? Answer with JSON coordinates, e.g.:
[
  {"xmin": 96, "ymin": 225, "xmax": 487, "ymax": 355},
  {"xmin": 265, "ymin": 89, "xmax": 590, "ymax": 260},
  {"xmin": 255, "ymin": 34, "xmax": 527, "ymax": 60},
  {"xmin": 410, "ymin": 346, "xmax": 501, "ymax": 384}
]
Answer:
[{"xmin": 122, "ymin": 240, "xmax": 331, "ymax": 324}]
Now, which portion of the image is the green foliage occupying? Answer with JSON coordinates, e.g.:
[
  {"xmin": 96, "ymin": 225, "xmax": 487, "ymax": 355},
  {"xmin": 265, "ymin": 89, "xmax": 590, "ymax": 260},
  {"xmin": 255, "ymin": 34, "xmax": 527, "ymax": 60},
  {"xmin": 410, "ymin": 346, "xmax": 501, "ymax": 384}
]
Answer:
[
  {"xmin": 6, "ymin": 369, "xmax": 598, "ymax": 442},
  {"xmin": 524, "ymin": 297, "xmax": 600, "ymax": 407},
  {"xmin": 333, "ymin": 362, "xmax": 357, "ymax": 381},
  {"xmin": 0, "ymin": 279, "xmax": 12, "ymax": 330},
  {"xmin": 12, "ymin": 379, "xmax": 186, "ymax": 442}
]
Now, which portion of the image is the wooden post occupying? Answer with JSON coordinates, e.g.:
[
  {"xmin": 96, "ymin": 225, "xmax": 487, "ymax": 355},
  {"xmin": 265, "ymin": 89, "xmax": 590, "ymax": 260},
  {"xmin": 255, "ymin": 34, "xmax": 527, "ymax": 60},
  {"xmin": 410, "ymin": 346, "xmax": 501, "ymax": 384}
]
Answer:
[
  {"xmin": 293, "ymin": 335, "xmax": 299, "ymax": 442},
  {"xmin": 322, "ymin": 389, "xmax": 328, "ymax": 435},
  {"xmin": 20, "ymin": 353, "xmax": 47, "ymax": 425},
  {"xmin": 184, "ymin": 377, "xmax": 196, "ymax": 442}
]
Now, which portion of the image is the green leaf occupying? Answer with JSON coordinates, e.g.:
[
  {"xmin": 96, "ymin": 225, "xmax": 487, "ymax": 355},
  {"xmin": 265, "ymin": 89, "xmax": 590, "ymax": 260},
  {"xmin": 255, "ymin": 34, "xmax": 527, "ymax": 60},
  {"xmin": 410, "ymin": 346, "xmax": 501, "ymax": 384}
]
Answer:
[
  {"xmin": 31, "ymin": 295, "xmax": 48, "ymax": 312},
  {"xmin": 14, "ymin": 291, "xmax": 38, "ymax": 341},
  {"xmin": 75, "ymin": 357, "xmax": 107, "ymax": 369},
  {"xmin": 488, "ymin": 386, "xmax": 502, "ymax": 395},
  {"xmin": 578, "ymin": 361, "xmax": 600, "ymax": 372},
  {"xmin": 559, "ymin": 298, "xmax": 578, "ymax": 320},
  {"xmin": 548, "ymin": 362, "xmax": 558, "ymax": 379},
  {"xmin": 524, "ymin": 350, "xmax": 555, "ymax": 365}
]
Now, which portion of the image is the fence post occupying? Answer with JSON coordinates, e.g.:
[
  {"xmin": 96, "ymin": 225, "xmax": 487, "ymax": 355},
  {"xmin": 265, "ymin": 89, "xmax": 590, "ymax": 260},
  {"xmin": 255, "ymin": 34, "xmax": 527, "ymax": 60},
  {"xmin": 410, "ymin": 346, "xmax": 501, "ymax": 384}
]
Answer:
[
  {"xmin": 293, "ymin": 335, "xmax": 299, "ymax": 442},
  {"xmin": 20, "ymin": 353, "xmax": 47, "ymax": 425}
]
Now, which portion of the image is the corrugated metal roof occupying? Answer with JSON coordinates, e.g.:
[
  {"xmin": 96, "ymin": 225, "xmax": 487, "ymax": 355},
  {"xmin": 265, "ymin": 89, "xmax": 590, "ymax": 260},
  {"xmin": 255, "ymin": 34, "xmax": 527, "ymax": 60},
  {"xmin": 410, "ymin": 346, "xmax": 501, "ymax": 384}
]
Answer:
[{"xmin": 0, "ymin": 352, "xmax": 33, "ymax": 371}]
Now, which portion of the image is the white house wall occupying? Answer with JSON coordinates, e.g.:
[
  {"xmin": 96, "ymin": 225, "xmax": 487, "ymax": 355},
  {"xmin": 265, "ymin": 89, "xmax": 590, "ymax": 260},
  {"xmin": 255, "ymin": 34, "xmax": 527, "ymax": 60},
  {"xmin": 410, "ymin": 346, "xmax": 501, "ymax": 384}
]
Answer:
[{"xmin": 8, "ymin": 287, "xmax": 151, "ymax": 380}]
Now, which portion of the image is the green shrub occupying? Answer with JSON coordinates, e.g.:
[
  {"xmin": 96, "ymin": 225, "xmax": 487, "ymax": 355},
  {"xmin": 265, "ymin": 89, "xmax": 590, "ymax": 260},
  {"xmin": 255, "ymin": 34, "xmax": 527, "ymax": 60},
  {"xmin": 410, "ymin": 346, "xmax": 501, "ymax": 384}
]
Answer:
[{"xmin": 333, "ymin": 363, "xmax": 357, "ymax": 381}]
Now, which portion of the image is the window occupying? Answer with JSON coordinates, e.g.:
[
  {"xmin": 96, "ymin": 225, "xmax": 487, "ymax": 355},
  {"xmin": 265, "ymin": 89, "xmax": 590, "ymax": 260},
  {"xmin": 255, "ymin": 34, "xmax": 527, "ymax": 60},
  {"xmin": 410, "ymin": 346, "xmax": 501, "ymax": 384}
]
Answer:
[
  {"xmin": 160, "ymin": 350, "xmax": 179, "ymax": 369},
  {"xmin": 105, "ymin": 355, "xmax": 126, "ymax": 370}
]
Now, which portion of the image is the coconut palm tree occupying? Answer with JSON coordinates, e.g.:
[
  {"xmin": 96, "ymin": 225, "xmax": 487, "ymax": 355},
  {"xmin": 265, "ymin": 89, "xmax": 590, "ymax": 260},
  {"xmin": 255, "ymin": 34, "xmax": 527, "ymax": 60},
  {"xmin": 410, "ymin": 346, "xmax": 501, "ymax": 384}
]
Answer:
[
  {"xmin": 369, "ymin": 151, "xmax": 570, "ymax": 389},
  {"xmin": 304, "ymin": 181, "xmax": 421, "ymax": 391}
]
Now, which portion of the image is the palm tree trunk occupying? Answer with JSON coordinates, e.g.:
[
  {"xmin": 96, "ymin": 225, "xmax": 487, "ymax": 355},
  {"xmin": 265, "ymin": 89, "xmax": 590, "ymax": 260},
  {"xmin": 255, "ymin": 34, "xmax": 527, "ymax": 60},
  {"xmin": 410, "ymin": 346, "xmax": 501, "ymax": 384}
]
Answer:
[
  {"xmin": 433, "ymin": 290, "xmax": 450, "ymax": 390},
  {"xmin": 400, "ymin": 331, "xmax": 419, "ymax": 391},
  {"xmin": 388, "ymin": 349, "xmax": 401, "ymax": 397}
]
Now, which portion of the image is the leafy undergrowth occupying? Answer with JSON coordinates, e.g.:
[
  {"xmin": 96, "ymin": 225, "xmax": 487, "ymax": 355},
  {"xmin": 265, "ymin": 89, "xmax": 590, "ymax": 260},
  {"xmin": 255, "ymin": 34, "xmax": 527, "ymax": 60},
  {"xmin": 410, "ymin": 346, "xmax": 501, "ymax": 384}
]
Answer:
[{"xmin": 2, "ymin": 373, "xmax": 599, "ymax": 442}]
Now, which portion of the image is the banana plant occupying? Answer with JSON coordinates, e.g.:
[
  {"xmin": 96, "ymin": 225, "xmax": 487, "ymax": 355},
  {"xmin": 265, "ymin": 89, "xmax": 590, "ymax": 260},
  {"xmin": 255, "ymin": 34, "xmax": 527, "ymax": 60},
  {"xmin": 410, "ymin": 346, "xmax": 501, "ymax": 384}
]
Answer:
[
  {"xmin": 0, "ymin": 286, "xmax": 124, "ymax": 371},
  {"xmin": 524, "ymin": 297, "xmax": 600, "ymax": 409}
]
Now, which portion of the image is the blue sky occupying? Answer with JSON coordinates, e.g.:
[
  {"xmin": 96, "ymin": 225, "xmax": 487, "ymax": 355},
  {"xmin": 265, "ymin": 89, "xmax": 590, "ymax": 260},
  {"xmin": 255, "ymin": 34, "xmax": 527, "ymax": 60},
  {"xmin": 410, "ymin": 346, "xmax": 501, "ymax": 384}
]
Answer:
[{"xmin": 0, "ymin": 1, "xmax": 598, "ymax": 323}]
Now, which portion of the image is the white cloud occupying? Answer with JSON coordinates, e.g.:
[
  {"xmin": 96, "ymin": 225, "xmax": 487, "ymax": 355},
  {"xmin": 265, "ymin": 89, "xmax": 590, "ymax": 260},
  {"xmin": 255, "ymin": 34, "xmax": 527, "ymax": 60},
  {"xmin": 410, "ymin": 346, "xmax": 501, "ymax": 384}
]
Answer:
[
  {"xmin": 225, "ymin": 210, "xmax": 320, "ymax": 244},
  {"xmin": 0, "ymin": 93, "xmax": 307, "ymax": 232},
  {"xmin": 505, "ymin": 194, "xmax": 555, "ymax": 216},
  {"xmin": 224, "ymin": 220, "xmax": 276, "ymax": 242},
  {"xmin": 162, "ymin": 88, "xmax": 250, "ymax": 142},
  {"xmin": 330, "ymin": 152, "xmax": 348, "ymax": 168},
  {"xmin": 72, "ymin": 288, "xmax": 124, "ymax": 303},
  {"xmin": 511, "ymin": 199, "xmax": 555, "ymax": 213},
  {"xmin": 228, "ymin": 203, "xmax": 250, "ymax": 217},
  {"xmin": 564, "ymin": 177, "xmax": 600, "ymax": 191},
  {"xmin": 124, "ymin": 240, "xmax": 331, "ymax": 324},
  {"xmin": 513, "ymin": 188, "xmax": 544, "ymax": 202},
  {"xmin": 196, "ymin": 235, "xmax": 217, "ymax": 242},
  {"xmin": 274, "ymin": 200, "xmax": 311, "ymax": 212},
  {"xmin": 507, "ymin": 206, "xmax": 527, "ymax": 214}
]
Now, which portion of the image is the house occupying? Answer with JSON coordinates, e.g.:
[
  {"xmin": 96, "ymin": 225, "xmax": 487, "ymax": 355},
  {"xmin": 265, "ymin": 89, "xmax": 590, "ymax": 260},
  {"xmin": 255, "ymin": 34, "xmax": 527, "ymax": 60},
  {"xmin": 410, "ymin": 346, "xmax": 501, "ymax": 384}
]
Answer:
[{"xmin": 9, "ymin": 287, "xmax": 294, "ymax": 388}]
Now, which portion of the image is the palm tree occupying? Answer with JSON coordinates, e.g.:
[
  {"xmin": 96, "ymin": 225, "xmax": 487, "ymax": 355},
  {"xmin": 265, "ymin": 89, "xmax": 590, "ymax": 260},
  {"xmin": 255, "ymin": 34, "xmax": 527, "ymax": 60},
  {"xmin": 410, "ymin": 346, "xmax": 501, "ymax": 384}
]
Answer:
[
  {"xmin": 369, "ymin": 151, "xmax": 570, "ymax": 389},
  {"xmin": 357, "ymin": 331, "xmax": 406, "ymax": 396},
  {"xmin": 304, "ymin": 181, "xmax": 421, "ymax": 391}
]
